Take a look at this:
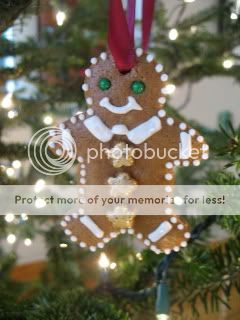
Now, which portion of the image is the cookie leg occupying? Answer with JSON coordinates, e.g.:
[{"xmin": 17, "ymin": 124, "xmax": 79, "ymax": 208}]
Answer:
[
  {"xmin": 133, "ymin": 214, "xmax": 190, "ymax": 254},
  {"xmin": 60, "ymin": 214, "xmax": 118, "ymax": 252}
]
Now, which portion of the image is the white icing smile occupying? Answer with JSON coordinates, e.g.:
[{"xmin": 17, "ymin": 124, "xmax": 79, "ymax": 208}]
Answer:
[{"xmin": 99, "ymin": 96, "xmax": 143, "ymax": 114}]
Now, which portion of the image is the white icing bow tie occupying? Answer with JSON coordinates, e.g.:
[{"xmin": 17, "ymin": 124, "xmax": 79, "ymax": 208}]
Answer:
[{"xmin": 83, "ymin": 115, "xmax": 161, "ymax": 145}]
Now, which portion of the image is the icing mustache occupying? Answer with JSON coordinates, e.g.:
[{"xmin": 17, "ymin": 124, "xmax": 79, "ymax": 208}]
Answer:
[{"xmin": 99, "ymin": 96, "xmax": 143, "ymax": 114}]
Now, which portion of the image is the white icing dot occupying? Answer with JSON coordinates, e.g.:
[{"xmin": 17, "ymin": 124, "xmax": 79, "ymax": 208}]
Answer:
[
  {"xmin": 48, "ymin": 141, "xmax": 55, "ymax": 148},
  {"xmin": 165, "ymin": 207, "xmax": 172, "ymax": 214},
  {"xmin": 79, "ymin": 114, "xmax": 85, "ymax": 121},
  {"xmin": 90, "ymin": 57, "xmax": 97, "ymax": 64},
  {"xmin": 59, "ymin": 123, "xmax": 65, "ymax": 129},
  {"xmin": 155, "ymin": 63, "xmax": 163, "ymax": 73},
  {"xmin": 85, "ymin": 69, "xmax": 91, "ymax": 77},
  {"xmin": 103, "ymin": 237, "xmax": 110, "ymax": 243},
  {"xmin": 70, "ymin": 117, "xmax": 77, "ymax": 124},
  {"xmin": 65, "ymin": 216, "xmax": 71, "ymax": 221},
  {"xmin": 180, "ymin": 241, "xmax": 188, "ymax": 248},
  {"xmin": 193, "ymin": 160, "xmax": 200, "ymax": 166},
  {"xmin": 70, "ymin": 235, "xmax": 77, "ymax": 242},
  {"xmin": 80, "ymin": 178, "xmax": 86, "ymax": 184},
  {"xmin": 146, "ymin": 53, "xmax": 154, "ymax": 62},
  {"xmin": 184, "ymin": 232, "xmax": 191, "ymax": 239},
  {"xmin": 80, "ymin": 164, "xmax": 86, "ymax": 169},
  {"xmin": 158, "ymin": 97, "xmax": 167, "ymax": 105},
  {"xmin": 165, "ymin": 173, "xmax": 173, "ymax": 181},
  {"xmin": 170, "ymin": 217, "xmax": 177, "ymax": 224},
  {"xmin": 165, "ymin": 186, "xmax": 172, "ymax": 193},
  {"xmin": 82, "ymin": 84, "xmax": 89, "ymax": 91},
  {"xmin": 150, "ymin": 245, "xmax": 157, "ymax": 251},
  {"xmin": 128, "ymin": 228, "xmax": 134, "ymax": 235},
  {"xmin": 97, "ymin": 242, "xmax": 104, "ymax": 249},
  {"xmin": 177, "ymin": 224, "xmax": 184, "ymax": 230},
  {"xmin": 197, "ymin": 136, "xmax": 204, "ymax": 143},
  {"xmin": 202, "ymin": 153, "xmax": 209, "ymax": 160},
  {"xmin": 137, "ymin": 233, "xmax": 143, "ymax": 239},
  {"xmin": 144, "ymin": 239, "xmax": 151, "ymax": 246},
  {"xmin": 80, "ymin": 170, "xmax": 86, "ymax": 176},
  {"xmin": 77, "ymin": 156, "xmax": 84, "ymax": 163},
  {"xmin": 189, "ymin": 129, "xmax": 196, "ymax": 136},
  {"xmin": 164, "ymin": 249, "xmax": 171, "ymax": 255},
  {"xmin": 72, "ymin": 213, "xmax": 78, "ymax": 219},
  {"xmin": 120, "ymin": 229, "xmax": 126, "ymax": 234},
  {"xmin": 174, "ymin": 160, "xmax": 181, "ymax": 166},
  {"xmin": 87, "ymin": 108, "xmax": 94, "ymax": 115},
  {"xmin": 80, "ymin": 242, "xmax": 86, "ymax": 248},
  {"xmin": 173, "ymin": 246, "xmax": 180, "ymax": 252},
  {"xmin": 155, "ymin": 249, "xmax": 161, "ymax": 254},
  {"xmin": 160, "ymin": 73, "xmax": 169, "ymax": 81},
  {"xmin": 202, "ymin": 144, "xmax": 209, "ymax": 151},
  {"xmin": 90, "ymin": 246, "xmax": 96, "ymax": 252},
  {"xmin": 86, "ymin": 98, "xmax": 93, "ymax": 105},
  {"xmin": 165, "ymin": 162, "xmax": 173, "ymax": 169},
  {"xmin": 158, "ymin": 109, "xmax": 166, "ymax": 117},
  {"xmin": 166, "ymin": 117, "xmax": 174, "ymax": 126},
  {"xmin": 100, "ymin": 52, "xmax": 107, "ymax": 60},
  {"xmin": 64, "ymin": 229, "xmax": 72, "ymax": 235},
  {"xmin": 183, "ymin": 160, "xmax": 190, "ymax": 167},
  {"xmin": 60, "ymin": 221, "xmax": 67, "ymax": 227},
  {"xmin": 136, "ymin": 48, "xmax": 143, "ymax": 57},
  {"xmin": 179, "ymin": 123, "xmax": 187, "ymax": 130},
  {"xmin": 56, "ymin": 149, "xmax": 62, "ymax": 156}
]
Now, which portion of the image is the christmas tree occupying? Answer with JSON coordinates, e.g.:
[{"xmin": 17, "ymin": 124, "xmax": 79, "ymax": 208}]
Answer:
[{"xmin": 0, "ymin": 1, "xmax": 240, "ymax": 320}]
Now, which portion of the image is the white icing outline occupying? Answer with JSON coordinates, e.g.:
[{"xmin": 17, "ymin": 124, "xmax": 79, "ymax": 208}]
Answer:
[{"xmin": 99, "ymin": 96, "xmax": 143, "ymax": 114}]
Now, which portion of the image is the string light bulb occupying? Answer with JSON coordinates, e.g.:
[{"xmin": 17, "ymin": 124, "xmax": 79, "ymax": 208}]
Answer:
[
  {"xmin": 184, "ymin": 0, "xmax": 195, "ymax": 3},
  {"xmin": 43, "ymin": 115, "xmax": 53, "ymax": 125},
  {"xmin": 168, "ymin": 28, "xmax": 178, "ymax": 41},
  {"xmin": 7, "ymin": 234, "xmax": 16, "ymax": 244},
  {"xmin": 230, "ymin": 12, "xmax": 238, "ymax": 20},
  {"xmin": 56, "ymin": 11, "xmax": 66, "ymax": 26},
  {"xmin": 24, "ymin": 238, "xmax": 32, "ymax": 246},
  {"xmin": 98, "ymin": 253, "xmax": 110, "ymax": 269},
  {"xmin": 110, "ymin": 262, "xmax": 117, "ymax": 270},
  {"xmin": 34, "ymin": 179, "xmax": 46, "ymax": 193},
  {"xmin": 7, "ymin": 110, "xmax": 18, "ymax": 119},
  {"xmin": 12, "ymin": 160, "xmax": 22, "ymax": 169},
  {"xmin": 5, "ymin": 213, "xmax": 15, "ymax": 223},
  {"xmin": 1, "ymin": 92, "xmax": 13, "ymax": 109},
  {"xmin": 6, "ymin": 167, "xmax": 15, "ymax": 177},
  {"xmin": 223, "ymin": 59, "xmax": 234, "ymax": 69}
]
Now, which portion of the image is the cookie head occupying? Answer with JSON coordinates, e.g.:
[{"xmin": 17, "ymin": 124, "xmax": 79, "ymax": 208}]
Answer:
[{"xmin": 83, "ymin": 51, "xmax": 168, "ymax": 127}]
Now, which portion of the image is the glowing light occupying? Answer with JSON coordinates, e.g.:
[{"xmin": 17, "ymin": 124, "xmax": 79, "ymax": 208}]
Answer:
[
  {"xmin": 110, "ymin": 262, "xmax": 117, "ymax": 270},
  {"xmin": 12, "ymin": 160, "xmax": 22, "ymax": 169},
  {"xmin": 24, "ymin": 238, "xmax": 32, "ymax": 246},
  {"xmin": 162, "ymin": 84, "xmax": 176, "ymax": 95},
  {"xmin": 223, "ymin": 59, "xmax": 234, "ymax": 69},
  {"xmin": 184, "ymin": 0, "xmax": 195, "ymax": 3},
  {"xmin": 5, "ymin": 213, "xmax": 15, "ymax": 223},
  {"xmin": 43, "ymin": 115, "xmax": 53, "ymax": 125},
  {"xmin": 230, "ymin": 12, "xmax": 238, "ymax": 20},
  {"xmin": 156, "ymin": 315, "xmax": 169, "ymax": 320},
  {"xmin": 21, "ymin": 213, "xmax": 28, "ymax": 221},
  {"xmin": 7, "ymin": 234, "xmax": 16, "ymax": 244},
  {"xmin": 98, "ymin": 253, "xmax": 110, "ymax": 269},
  {"xmin": 174, "ymin": 196, "xmax": 184, "ymax": 206},
  {"xmin": 7, "ymin": 110, "xmax": 18, "ymax": 119},
  {"xmin": 136, "ymin": 252, "xmax": 143, "ymax": 261},
  {"xmin": 1, "ymin": 93, "xmax": 13, "ymax": 109},
  {"xmin": 191, "ymin": 25, "xmax": 197, "ymax": 33},
  {"xmin": 56, "ymin": 11, "xmax": 66, "ymax": 26},
  {"xmin": 34, "ymin": 179, "xmax": 46, "ymax": 193},
  {"xmin": 35, "ymin": 198, "xmax": 46, "ymax": 209},
  {"xmin": 6, "ymin": 167, "xmax": 15, "ymax": 177},
  {"xmin": 60, "ymin": 243, "xmax": 68, "ymax": 248},
  {"xmin": 168, "ymin": 28, "xmax": 178, "ymax": 41}
]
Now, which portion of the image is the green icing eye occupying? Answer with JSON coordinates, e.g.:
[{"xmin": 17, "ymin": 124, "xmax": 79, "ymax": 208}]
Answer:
[
  {"xmin": 98, "ymin": 78, "xmax": 111, "ymax": 91},
  {"xmin": 131, "ymin": 80, "xmax": 145, "ymax": 94}
]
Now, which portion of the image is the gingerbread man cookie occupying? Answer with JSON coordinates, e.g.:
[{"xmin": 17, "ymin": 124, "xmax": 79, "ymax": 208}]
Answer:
[{"xmin": 51, "ymin": 50, "xmax": 209, "ymax": 254}]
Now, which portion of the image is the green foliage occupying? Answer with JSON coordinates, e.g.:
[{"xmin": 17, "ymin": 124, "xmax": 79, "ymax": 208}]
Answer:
[{"xmin": 26, "ymin": 288, "xmax": 130, "ymax": 320}]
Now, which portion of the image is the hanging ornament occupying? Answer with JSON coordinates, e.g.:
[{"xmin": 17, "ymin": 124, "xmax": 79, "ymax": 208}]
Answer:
[{"xmin": 50, "ymin": 0, "xmax": 209, "ymax": 254}]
